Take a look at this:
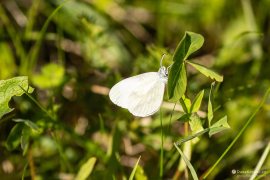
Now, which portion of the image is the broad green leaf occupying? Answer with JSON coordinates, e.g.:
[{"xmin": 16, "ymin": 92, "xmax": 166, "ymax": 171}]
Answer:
[
  {"xmin": 129, "ymin": 156, "xmax": 141, "ymax": 180},
  {"xmin": 6, "ymin": 123, "xmax": 24, "ymax": 151},
  {"xmin": 167, "ymin": 64, "xmax": 187, "ymax": 102},
  {"xmin": 172, "ymin": 31, "xmax": 204, "ymax": 62},
  {"xmin": 208, "ymin": 83, "xmax": 214, "ymax": 126},
  {"xmin": 32, "ymin": 63, "xmax": 65, "ymax": 89},
  {"xmin": 168, "ymin": 32, "xmax": 204, "ymax": 102},
  {"xmin": 190, "ymin": 90, "xmax": 204, "ymax": 113},
  {"xmin": 209, "ymin": 116, "xmax": 230, "ymax": 137},
  {"xmin": 0, "ymin": 76, "xmax": 34, "ymax": 119},
  {"xmin": 186, "ymin": 61, "xmax": 223, "ymax": 82},
  {"xmin": 174, "ymin": 143, "xmax": 198, "ymax": 180},
  {"xmin": 189, "ymin": 114, "xmax": 204, "ymax": 143},
  {"xmin": 75, "ymin": 157, "xmax": 97, "ymax": 180}
]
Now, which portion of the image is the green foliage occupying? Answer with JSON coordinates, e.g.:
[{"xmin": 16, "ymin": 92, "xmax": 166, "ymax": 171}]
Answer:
[
  {"xmin": 0, "ymin": 76, "xmax": 34, "ymax": 119},
  {"xmin": 189, "ymin": 114, "xmax": 204, "ymax": 143},
  {"xmin": 174, "ymin": 143, "xmax": 198, "ymax": 180},
  {"xmin": 6, "ymin": 123, "xmax": 24, "ymax": 151},
  {"xmin": 32, "ymin": 63, "xmax": 65, "ymax": 89},
  {"xmin": 0, "ymin": 0, "xmax": 269, "ymax": 179},
  {"xmin": 167, "ymin": 64, "xmax": 187, "ymax": 102},
  {"xmin": 6, "ymin": 119, "xmax": 41, "ymax": 153},
  {"xmin": 190, "ymin": 90, "xmax": 204, "ymax": 113},
  {"xmin": 75, "ymin": 157, "xmax": 97, "ymax": 180},
  {"xmin": 0, "ymin": 43, "xmax": 16, "ymax": 79},
  {"xmin": 209, "ymin": 116, "xmax": 230, "ymax": 137},
  {"xmin": 186, "ymin": 61, "xmax": 223, "ymax": 82},
  {"xmin": 208, "ymin": 83, "xmax": 214, "ymax": 126},
  {"xmin": 167, "ymin": 32, "xmax": 204, "ymax": 102},
  {"xmin": 129, "ymin": 156, "xmax": 141, "ymax": 180},
  {"xmin": 135, "ymin": 165, "xmax": 148, "ymax": 180},
  {"xmin": 13, "ymin": 119, "xmax": 41, "ymax": 133}
]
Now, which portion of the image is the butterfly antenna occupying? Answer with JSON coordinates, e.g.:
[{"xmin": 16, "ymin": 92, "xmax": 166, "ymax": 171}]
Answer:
[
  {"xmin": 167, "ymin": 64, "xmax": 172, "ymax": 71},
  {"xmin": 160, "ymin": 54, "xmax": 166, "ymax": 67}
]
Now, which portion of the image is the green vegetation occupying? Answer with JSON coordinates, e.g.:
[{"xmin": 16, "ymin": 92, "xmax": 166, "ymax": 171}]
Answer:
[{"xmin": 0, "ymin": 0, "xmax": 270, "ymax": 179}]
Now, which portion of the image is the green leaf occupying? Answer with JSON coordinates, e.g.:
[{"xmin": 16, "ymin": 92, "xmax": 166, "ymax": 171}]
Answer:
[
  {"xmin": 0, "ymin": 76, "xmax": 34, "ymax": 119},
  {"xmin": 174, "ymin": 143, "xmax": 198, "ymax": 180},
  {"xmin": 209, "ymin": 116, "xmax": 230, "ymax": 137},
  {"xmin": 179, "ymin": 96, "xmax": 191, "ymax": 113},
  {"xmin": 167, "ymin": 64, "xmax": 187, "ymax": 102},
  {"xmin": 13, "ymin": 119, "xmax": 40, "ymax": 132},
  {"xmin": 75, "ymin": 157, "xmax": 97, "ymax": 180},
  {"xmin": 32, "ymin": 63, "xmax": 65, "ymax": 89},
  {"xmin": 6, "ymin": 123, "xmax": 24, "ymax": 151},
  {"xmin": 189, "ymin": 114, "xmax": 204, "ymax": 143},
  {"xmin": 129, "ymin": 156, "xmax": 141, "ymax": 180},
  {"xmin": 190, "ymin": 90, "xmax": 204, "ymax": 113},
  {"xmin": 186, "ymin": 61, "xmax": 223, "ymax": 82},
  {"xmin": 167, "ymin": 32, "xmax": 204, "ymax": 102},
  {"xmin": 189, "ymin": 114, "xmax": 204, "ymax": 133},
  {"xmin": 21, "ymin": 126, "xmax": 30, "ymax": 155},
  {"xmin": 208, "ymin": 83, "xmax": 214, "ymax": 126},
  {"xmin": 172, "ymin": 31, "xmax": 204, "ymax": 62},
  {"xmin": 177, "ymin": 113, "xmax": 191, "ymax": 122},
  {"xmin": 135, "ymin": 165, "xmax": 147, "ymax": 180}
]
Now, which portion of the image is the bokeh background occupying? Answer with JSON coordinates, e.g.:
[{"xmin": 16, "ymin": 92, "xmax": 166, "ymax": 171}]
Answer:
[{"xmin": 0, "ymin": 0, "xmax": 270, "ymax": 179}]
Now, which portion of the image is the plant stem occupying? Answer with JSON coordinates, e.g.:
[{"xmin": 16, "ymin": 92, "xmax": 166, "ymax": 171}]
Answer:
[
  {"xmin": 202, "ymin": 88, "xmax": 270, "ymax": 179},
  {"xmin": 160, "ymin": 109, "xmax": 164, "ymax": 178},
  {"xmin": 27, "ymin": 147, "xmax": 36, "ymax": 180}
]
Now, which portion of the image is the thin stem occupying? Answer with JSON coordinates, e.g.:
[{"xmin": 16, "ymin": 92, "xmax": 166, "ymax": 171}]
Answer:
[
  {"xmin": 202, "ymin": 88, "xmax": 270, "ymax": 179},
  {"xmin": 51, "ymin": 132, "xmax": 72, "ymax": 172},
  {"xmin": 167, "ymin": 103, "xmax": 176, "ymax": 135},
  {"xmin": 27, "ymin": 147, "xmax": 36, "ymax": 180},
  {"xmin": 159, "ymin": 109, "xmax": 164, "ymax": 178},
  {"xmin": 19, "ymin": 86, "xmax": 55, "ymax": 120}
]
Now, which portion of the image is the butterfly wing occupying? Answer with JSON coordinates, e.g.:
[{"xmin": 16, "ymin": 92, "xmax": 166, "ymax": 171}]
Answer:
[
  {"xmin": 128, "ymin": 80, "xmax": 165, "ymax": 117},
  {"xmin": 109, "ymin": 72, "xmax": 165, "ymax": 117}
]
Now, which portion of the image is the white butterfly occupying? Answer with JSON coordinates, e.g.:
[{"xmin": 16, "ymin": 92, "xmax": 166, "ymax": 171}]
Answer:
[{"xmin": 109, "ymin": 55, "xmax": 169, "ymax": 117}]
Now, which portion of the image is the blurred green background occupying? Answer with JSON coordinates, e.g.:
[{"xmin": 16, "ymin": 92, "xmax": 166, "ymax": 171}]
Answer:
[{"xmin": 0, "ymin": 0, "xmax": 270, "ymax": 179}]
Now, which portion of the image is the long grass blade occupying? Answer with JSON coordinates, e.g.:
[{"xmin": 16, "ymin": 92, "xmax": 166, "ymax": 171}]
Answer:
[
  {"xmin": 174, "ymin": 143, "xmax": 198, "ymax": 180},
  {"xmin": 203, "ymin": 88, "xmax": 270, "ymax": 179},
  {"xmin": 129, "ymin": 156, "xmax": 141, "ymax": 180},
  {"xmin": 250, "ymin": 141, "xmax": 270, "ymax": 180}
]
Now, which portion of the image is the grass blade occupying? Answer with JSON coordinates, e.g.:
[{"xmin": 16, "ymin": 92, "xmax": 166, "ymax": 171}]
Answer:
[
  {"xmin": 27, "ymin": 0, "xmax": 71, "ymax": 74},
  {"xmin": 250, "ymin": 141, "xmax": 270, "ymax": 180},
  {"xmin": 129, "ymin": 156, "xmax": 141, "ymax": 180},
  {"xmin": 75, "ymin": 157, "xmax": 97, "ymax": 180},
  {"xmin": 174, "ymin": 143, "xmax": 198, "ymax": 180},
  {"xmin": 202, "ymin": 88, "xmax": 270, "ymax": 179}
]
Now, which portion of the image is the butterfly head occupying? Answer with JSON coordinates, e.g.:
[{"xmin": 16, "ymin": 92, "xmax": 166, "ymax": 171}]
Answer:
[{"xmin": 158, "ymin": 66, "xmax": 168, "ymax": 83}]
